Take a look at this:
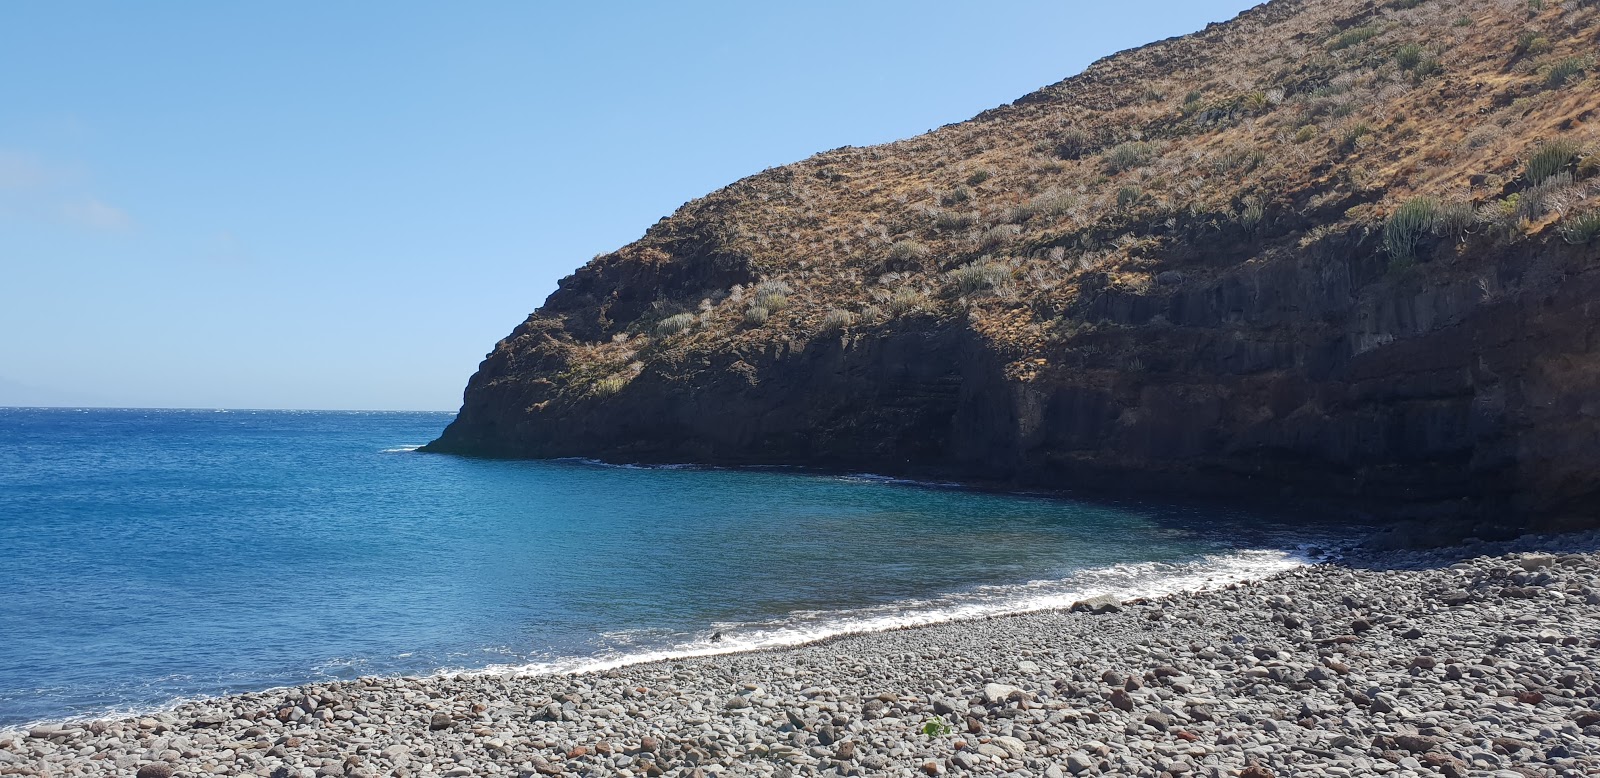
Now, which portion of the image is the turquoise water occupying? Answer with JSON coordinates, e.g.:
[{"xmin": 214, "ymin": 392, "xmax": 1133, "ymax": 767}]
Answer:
[{"xmin": 0, "ymin": 408, "xmax": 1345, "ymax": 726}]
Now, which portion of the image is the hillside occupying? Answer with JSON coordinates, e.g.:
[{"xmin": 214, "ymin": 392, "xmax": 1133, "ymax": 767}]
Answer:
[{"xmin": 427, "ymin": 0, "xmax": 1600, "ymax": 531}]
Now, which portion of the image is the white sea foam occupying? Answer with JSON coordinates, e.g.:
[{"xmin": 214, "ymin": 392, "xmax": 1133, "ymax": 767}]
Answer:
[
  {"xmin": 471, "ymin": 544, "xmax": 1330, "ymax": 680},
  {"xmin": 380, "ymin": 444, "xmax": 423, "ymax": 453}
]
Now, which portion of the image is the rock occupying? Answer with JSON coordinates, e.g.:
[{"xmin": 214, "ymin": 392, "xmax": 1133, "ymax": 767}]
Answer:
[
  {"xmin": 982, "ymin": 683, "xmax": 1025, "ymax": 704},
  {"xmin": 1108, "ymin": 689, "xmax": 1134, "ymax": 711},
  {"xmin": 1065, "ymin": 751, "xmax": 1095, "ymax": 774},
  {"xmin": 137, "ymin": 764, "xmax": 176, "ymax": 778},
  {"xmin": 990, "ymin": 736, "xmax": 1026, "ymax": 759},
  {"xmin": 1070, "ymin": 595, "xmax": 1121, "ymax": 614},
  {"xmin": 1392, "ymin": 734, "xmax": 1442, "ymax": 753},
  {"xmin": 428, "ymin": 712, "xmax": 452, "ymax": 731},
  {"xmin": 834, "ymin": 741, "xmax": 855, "ymax": 761},
  {"xmin": 1410, "ymin": 656, "xmax": 1437, "ymax": 669}
]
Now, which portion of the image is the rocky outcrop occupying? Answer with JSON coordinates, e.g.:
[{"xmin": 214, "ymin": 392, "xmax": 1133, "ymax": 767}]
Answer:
[{"xmin": 429, "ymin": 0, "xmax": 1600, "ymax": 531}]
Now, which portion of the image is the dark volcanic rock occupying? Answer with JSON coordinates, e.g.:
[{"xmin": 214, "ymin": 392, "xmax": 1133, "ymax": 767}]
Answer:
[{"xmin": 424, "ymin": 0, "xmax": 1600, "ymax": 534}]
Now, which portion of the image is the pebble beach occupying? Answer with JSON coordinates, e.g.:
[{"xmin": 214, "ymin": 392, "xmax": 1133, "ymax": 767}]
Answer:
[{"xmin": 8, "ymin": 531, "xmax": 1600, "ymax": 778}]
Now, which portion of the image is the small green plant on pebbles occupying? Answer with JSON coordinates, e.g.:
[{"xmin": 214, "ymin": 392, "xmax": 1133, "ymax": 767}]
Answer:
[{"xmin": 921, "ymin": 718, "xmax": 954, "ymax": 738}]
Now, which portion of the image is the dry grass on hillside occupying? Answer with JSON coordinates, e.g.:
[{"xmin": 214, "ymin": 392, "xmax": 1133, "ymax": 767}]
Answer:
[{"xmin": 531, "ymin": 0, "xmax": 1600, "ymax": 399}]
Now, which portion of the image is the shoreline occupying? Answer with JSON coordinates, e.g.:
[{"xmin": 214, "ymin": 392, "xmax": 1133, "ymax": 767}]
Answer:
[
  {"xmin": 8, "ymin": 530, "xmax": 1600, "ymax": 777},
  {"xmin": 5, "ymin": 541, "xmax": 1333, "ymax": 734}
]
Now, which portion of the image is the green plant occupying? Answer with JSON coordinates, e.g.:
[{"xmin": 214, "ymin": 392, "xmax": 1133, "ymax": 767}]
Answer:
[
  {"xmin": 965, "ymin": 169, "xmax": 992, "ymax": 186},
  {"xmin": 1526, "ymin": 138, "xmax": 1582, "ymax": 184},
  {"xmin": 1395, "ymin": 44, "xmax": 1425, "ymax": 71},
  {"xmin": 1452, "ymin": 14, "xmax": 1472, "ymax": 27},
  {"xmin": 1384, "ymin": 197, "xmax": 1440, "ymax": 263},
  {"xmin": 752, "ymin": 280, "xmax": 792, "ymax": 311},
  {"xmin": 933, "ymin": 210, "xmax": 976, "ymax": 230},
  {"xmin": 888, "ymin": 240, "xmax": 931, "ymax": 262},
  {"xmin": 1239, "ymin": 197, "xmax": 1265, "ymax": 232},
  {"xmin": 886, "ymin": 288, "xmax": 923, "ymax": 316},
  {"xmin": 1434, "ymin": 200, "xmax": 1475, "ymax": 239},
  {"xmin": 592, "ymin": 375, "xmax": 629, "ymax": 397},
  {"xmin": 1102, "ymin": 141, "xmax": 1156, "ymax": 174},
  {"xmin": 920, "ymin": 718, "xmax": 955, "ymax": 738},
  {"xmin": 1514, "ymin": 31, "xmax": 1551, "ymax": 57},
  {"xmin": 1329, "ymin": 25, "xmax": 1381, "ymax": 51},
  {"xmin": 1293, "ymin": 125, "xmax": 1318, "ymax": 144},
  {"xmin": 654, "ymin": 313, "xmax": 697, "ymax": 337},
  {"xmin": 1341, "ymin": 123, "xmax": 1374, "ymax": 152},
  {"xmin": 948, "ymin": 260, "xmax": 1010, "ymax": 295},
  {"xmin": 941, "ymin": 185, "xmax": 972, "ymax": 206},
  {"xmin": 1543, "ymin": 57, "xmax": 1590, "ymax": 89},
  {"xmin": 1560, "ymin": 210, "xmax": 1600, "ymax": 244},
  {"xmin": 743, "ymin": 305, "xmax": 770, "ymax": 326},
  {"xmin": 820, "ymin": 309, "xmax": 856, "ymax": 332},
  {"xmin": 979, "ymin": 224, "xmax": 1022, "ymax": 250},
  {"xmin": 1116, "ymin": 185, "xmax": 1143, "ymax": 208},
  {"xmin": 1054, "ymin": 128, "xmax": 1093, "ymax": 160}
]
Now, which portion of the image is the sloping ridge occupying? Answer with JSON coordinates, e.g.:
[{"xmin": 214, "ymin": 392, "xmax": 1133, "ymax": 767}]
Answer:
[{"xmin": 428, "ymin": 0, "xmax": 1600, "ymax": 533}]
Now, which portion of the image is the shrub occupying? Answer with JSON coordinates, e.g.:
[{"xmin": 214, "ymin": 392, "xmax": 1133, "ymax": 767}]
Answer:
[
  {"xmin": 1514, "ymin": 31, "xmax": 1551, "ymax": 57},
  {"xmin": 654, "ymin": 313, "xmax": 697, "ymax": 337},
  {"xmin": 1395, "ymin": 44, "xmax": 1425, "ymax": 70},
  {"xmin": 1477, "ymin": 196, "xmax": 1527, "ymax": 237},
  {"xmin": 948, "ymin": 260, "xmax": 1010, "ymax": 295},
  {"xmin": 1560, "ymin": 210, "xmax": 1600, "ymax": 244},
  {"xmin": 979, "ymin": 224, "xmax": 1022, "ymax": 251},
  {"xmin": 888, "ymin": 240, "xmax": 931, "ymax": 262},
  {"xmin": 1384, "ymin": 197, "xmax": 1440, "ymax": 263},
  {"xmin": 1434, "ymin": 200, "xmax": 1476, "ymax": 239},
  {"xmin": 886, "ymin": 288, "xmax": 923, "ymax": 316},
  {"xmin": 752, "ymin": 280, "xmax": 792, "ymax": 311},
  {"xmin": 1239, "ymin": 197, "xmax": 1265, "ymax": 232},
  {"xmin": 1543, "ymin": 57, "xmax": 1590, "ymax": 89},
  {"xmin": 1340, "ymin": 123, "xmax": 1374, "ymax": 152},
  {"xmin": 933, "ymin": 210, "xmax": 976, "ymax": 230},
  {"xmin": 965, "ymin": 169, "xmax": 992, "ymax": 186},
  {"xmin": 820, "ymin": 309, "xmax": 856, "ymax": 332},
  {"xmin": 1116, "ymin": 185, "xmax": 1143, "ymax": 208},
  {"xmin": 941, "ymin": 185, "xmax": 972, "ymax": 206},
  {"xmin": 1293, "ymin": 125, "xmax": 1319, "ymax": 144},
  {"xmin": 592, "ymin": 375, "xmax": 629, "ymax": 397},
  {"xmin": 1102, "ymin": 141, "xmax": 1156, "ymax": 174},
  {"xmin": 1054, "ymin": 129, "xmax": 1093, "ymax": 160},
  {"xmin": 743, "ymin": 305, "xmax": 769, "ymax": 326},
  {"xmin": 1526, "ymin": 138, "xmax": 1582, "ymax": 184},
  {"xmin": 1329, "ymin": 25, "xmax": 1382, "ymax": 51}
]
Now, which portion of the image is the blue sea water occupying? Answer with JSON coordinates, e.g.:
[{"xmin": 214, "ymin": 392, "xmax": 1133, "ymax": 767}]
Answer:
[{"xmin": 0, "ymin": 407, "xmax": 1351, "ymax": 727}]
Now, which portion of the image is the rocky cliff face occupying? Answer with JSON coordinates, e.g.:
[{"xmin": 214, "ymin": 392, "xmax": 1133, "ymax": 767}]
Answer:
[{"xmin": 430, "ymin": 0, "xmax": 1600, "ymax": 530}]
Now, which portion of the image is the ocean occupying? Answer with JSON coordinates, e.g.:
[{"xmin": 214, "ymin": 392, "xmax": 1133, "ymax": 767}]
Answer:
[{"xmin": 0, "ymin": 407, "xmax": 1351, "ymax": 727}]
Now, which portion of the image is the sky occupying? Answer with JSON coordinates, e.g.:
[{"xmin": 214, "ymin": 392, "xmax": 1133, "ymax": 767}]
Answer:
[{"xmin": 1, "ymin": 1, "xmax": 1260, "ymax": 411}]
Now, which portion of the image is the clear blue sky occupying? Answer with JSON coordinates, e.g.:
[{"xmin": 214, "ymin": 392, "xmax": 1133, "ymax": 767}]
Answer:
[{"xmin": 1, "ymin": 1, "xmax": 1257, "ymax": 410}]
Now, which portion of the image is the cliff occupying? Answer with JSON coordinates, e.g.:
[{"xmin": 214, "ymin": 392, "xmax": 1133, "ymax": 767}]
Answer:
[{"xmin": 428, "ymin": 0, "xmax": 1600, "ymax": 531}]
